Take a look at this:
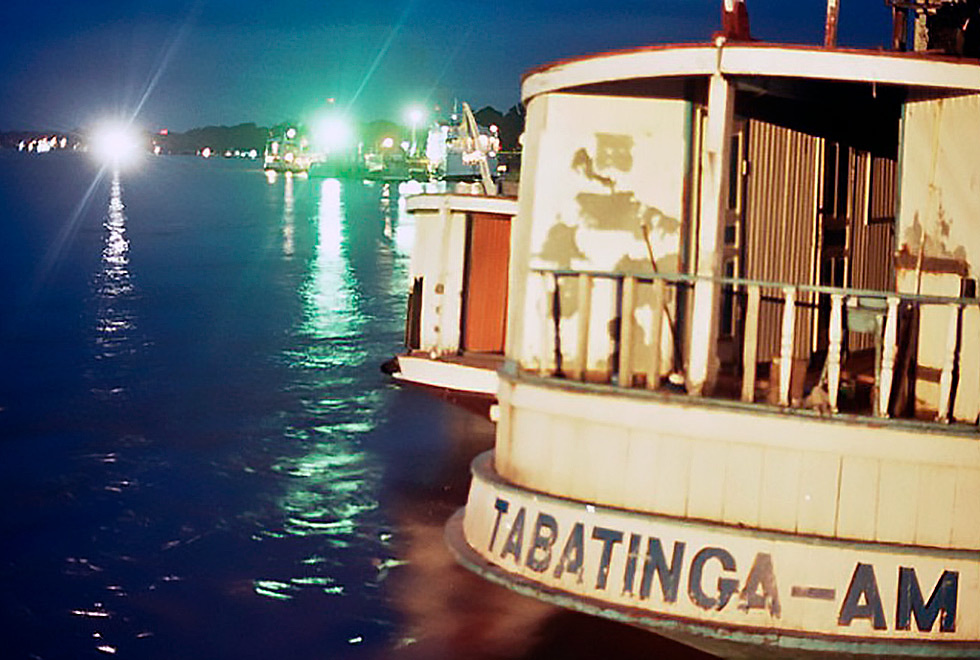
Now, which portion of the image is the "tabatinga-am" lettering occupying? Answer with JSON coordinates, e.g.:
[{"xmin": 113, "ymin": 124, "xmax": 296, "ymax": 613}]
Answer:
[{"xmin": 488, "ymin": 497, "xmax": 958, "ymax": 633}]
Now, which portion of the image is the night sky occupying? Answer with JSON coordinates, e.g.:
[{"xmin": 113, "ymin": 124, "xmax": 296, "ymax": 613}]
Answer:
[{"xmin": 0, "ymin": 1, "xmax": 894, "ymax": 132}]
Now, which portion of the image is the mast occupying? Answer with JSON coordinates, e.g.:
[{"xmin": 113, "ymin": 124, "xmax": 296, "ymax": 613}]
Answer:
[{"xmin": 825, "ymin": 0, "xmax": 840, "ymax": 47}]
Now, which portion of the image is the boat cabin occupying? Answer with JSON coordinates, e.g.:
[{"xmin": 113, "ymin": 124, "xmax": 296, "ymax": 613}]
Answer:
[
  {"xmin": 448, "ymin": 35, "xmax": 980, "ymax": 659},
  {"xmin": 385, "ymin": 192, "xmax": 517, "ymax": 414}
]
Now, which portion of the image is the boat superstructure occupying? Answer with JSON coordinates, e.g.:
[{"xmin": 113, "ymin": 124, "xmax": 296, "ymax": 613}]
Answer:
[
  {"xmin": 384, "ymin": 192, "xmax": 517, "ymax": 417},
  {"xmin": 446, "ymin": 33, "xmax": 980, "ymax": 659},
  {"xmin": 264, "ymin": 126, "xmax": 313, "ymax": 174}
]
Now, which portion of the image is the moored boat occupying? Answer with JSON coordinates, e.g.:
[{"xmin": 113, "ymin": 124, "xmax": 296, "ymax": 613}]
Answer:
[
  {"xmin": 383, "ymin": 192, "xmax": 517, "ymax": 418},
  {"xmin": 446, "ymin": 3, "xmax": 980, "ymax": 657},
  {"xmin": 264, "ymin": 126, "xmax": 313, "ymax": 174}
]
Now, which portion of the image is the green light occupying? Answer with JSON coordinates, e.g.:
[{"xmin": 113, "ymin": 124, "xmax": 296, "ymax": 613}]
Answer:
[{"xmin": 311, "ymin": 114, "xmax": 354, "ymax": 152}]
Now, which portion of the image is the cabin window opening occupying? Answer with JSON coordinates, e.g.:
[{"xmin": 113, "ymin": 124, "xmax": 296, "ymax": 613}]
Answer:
[
  {"xmin": 720, "ymin": 260, "xmax": 737, "ymax": 338},
  {"xmin": 727, "ymin": 133, "xmax": 742, "ymax": 211},
  {"xmin": 724, "ymin": 225, "xmax": 738, "ymax": 245},
  {"xmin": 406, "ymin": 276, "xmax": 423, "ymax": 349},
  {"xmin": 821, "ymin": 141, "xmax": 850, "ymax": 223}
]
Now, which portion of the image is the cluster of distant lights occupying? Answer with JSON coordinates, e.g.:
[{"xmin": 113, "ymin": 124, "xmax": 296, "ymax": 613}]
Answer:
[
  {"xmin": 197, "ymin": 147, "xmax": 260, "ymax": 159},
  {"xmin": 19, "ymin": 104, "xmax": 506, "ymax": 176},
  {"xmin": 18, "ymin": 135, "xmax": 74, "ymax": 153}
]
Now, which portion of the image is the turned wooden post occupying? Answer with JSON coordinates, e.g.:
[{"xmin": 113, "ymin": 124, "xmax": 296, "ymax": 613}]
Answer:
[
  {"xmin": 876, "ymin": 296, "xmax": 900, "ymax": 417},
  {"xmin": 619, "ymin": 276, "xmax": 637, "ymax": 386},
  {"xmin": 828, "ymin": 293, "xmax": 844, "ymax": 413},
  {"xmin": 937, "ymin": 303, "xmax": 961, "ymax": 423},
  {"xmin": 741, "ymin": 284, "xmax": 761, "ymax": 402},
  {"xmin": 779, "ymin": 286, "xmax": 797, "ymax": 406},
  {"xmin": 573, "ymin": 273, "xmax": 592, "ymax": 381},
  {"xmin": 648, "ymin": 278, "xmax": 666, "ymax": 390}
]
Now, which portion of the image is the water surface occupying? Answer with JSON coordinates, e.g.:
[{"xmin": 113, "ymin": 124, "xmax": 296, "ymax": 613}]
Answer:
[{"xmin": 0, "ymin": 152, "xmax": 709, "ymax": 660}]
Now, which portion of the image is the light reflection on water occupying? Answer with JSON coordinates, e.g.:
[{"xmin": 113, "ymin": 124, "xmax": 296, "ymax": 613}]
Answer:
[
  {"xmin": 95, "ymin": 171, "xmax": 135, "ymax": 352},
  {"xmin": 91, "ymin": 169, "xmax": 142, "ymax": 405},
  {"xmin": 252, "ymin": 176, "xmax": 390, "ymax": 607},
  {"xmin": 0, "ymin": 157, "xmax": 711, "ymax": 660},
  {"xmin": 281, "ymin": 171, "xmax": 296, "ymax": 257}
]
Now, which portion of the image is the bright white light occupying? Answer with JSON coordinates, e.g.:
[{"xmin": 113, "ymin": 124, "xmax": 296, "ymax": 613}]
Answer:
[
  {"xmin": 286, "ymin": 127, "xmax": 297, "ymax": 139},
  {"xmin": 90, "ymin": 120, "xmax": 143, "ymax": 168},
  {"xmin": 400, "ymin": 140, "xmax": 410, "ymax": 151},
  {"xmin": 311, "ymin": 115, "xmax": 353, "ymax": 152},
  {"xmin": 405, "ymin": 106, "xmax": 424, "ymax": 126},
  {"xmin": 381, "ymin": 137, "xmax": 394, "ymax": 149}
]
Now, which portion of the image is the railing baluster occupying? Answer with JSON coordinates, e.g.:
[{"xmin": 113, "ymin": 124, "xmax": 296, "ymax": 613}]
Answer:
[
  {"xmin": 525, "ymin": 267, "xmax": 977, "ymax": 426},
  {"xmin": 876, "ymin": 296, "xmax": 900, "ymax": 418},
  {"xmin": 574, "ymin": 273, "xmax": 592, "ymax": 381},
  {"xmin": 937, "ymin": 303, "xmax": 961, "ymax": 423},
  {"xmin": 648, "ymin": 278, "xmax": 666, "ymax": 390},
  {"xmin": 828, "ymin": 293, "xmax": 844, "ymax": 414},
  {"xmin": 741, "ymin": 284, "xmax": 760, "ymax": 402},
  {"xmin": 779, "ymin": 286, "xmax": 797, "ymax": 406},
  {"xmin": 540, "ymin": 272, "xmax": 557, "ymax": 376},
  {"xmin": 619, "ymin": 276, "xmax": 636, "ymax": 387}
]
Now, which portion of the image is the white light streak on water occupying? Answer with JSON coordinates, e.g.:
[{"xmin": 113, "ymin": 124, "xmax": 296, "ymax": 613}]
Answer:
[{"xmin": 282, "ymin": 172, "xmax": 295, "ymax": 256}]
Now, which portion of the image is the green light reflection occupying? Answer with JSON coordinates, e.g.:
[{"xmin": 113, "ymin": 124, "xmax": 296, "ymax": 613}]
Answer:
[{"xmin": 253, "ymin": 179, "xmax": 392, "ymax": 604}]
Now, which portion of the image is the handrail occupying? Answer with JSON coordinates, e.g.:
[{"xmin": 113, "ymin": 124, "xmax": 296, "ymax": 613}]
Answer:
[
  {"xmin": 531, "ymin": 267, "xmax": 978, "ymax": 307},
  {"xmin": 527, "ymin": 266, "xmax": 979, "ymax": 426}
]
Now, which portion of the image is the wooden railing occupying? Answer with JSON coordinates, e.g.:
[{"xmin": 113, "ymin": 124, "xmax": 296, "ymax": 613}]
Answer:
[{"xmin": 532, "ymin": 268, "xmax": 979, "ymax": 425}]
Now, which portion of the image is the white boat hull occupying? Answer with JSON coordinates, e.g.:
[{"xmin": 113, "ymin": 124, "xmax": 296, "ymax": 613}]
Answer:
[{"xmin": 449, "ymin": 452, "xmax": 980, "ymax": 659}]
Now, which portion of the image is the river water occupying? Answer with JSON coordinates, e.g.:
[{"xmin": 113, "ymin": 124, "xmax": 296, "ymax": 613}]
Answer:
[{"xmin": 0, "ymin": 152, "xmax": 710, "ymax": 660}]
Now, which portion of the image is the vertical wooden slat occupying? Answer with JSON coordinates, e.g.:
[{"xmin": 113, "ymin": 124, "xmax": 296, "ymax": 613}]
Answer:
[
  {"xmin": 937, "ymin": 303, "xmax": 961, "ymax": 422},
  {"xmin": 741, "ymin": 284, "xmax": 761, "ymax": 402},
  {"xmin": 743, "ymin": 120, "xmax": 819, "ymax": 364},
  {"xmin": 779, "ymin": 286, "xmax": 797, "ymax": 406},
  {"xmin": 877, "ymin": 296, "xmax": 900, "ymax": 417},
  {"xmin": 573, "ymin": 273, "xmax": 592, "ymax": 381},
  {"xmin": 619, "ymin": 276, "xmax": 636, "ymax": 387},
  {"xmin": 828, "ymin": 293, "xmax": 844, "ymax": 413},
  {"xmin": 648, "ymin": 279, "xmax": 666, "ymax": 390}
]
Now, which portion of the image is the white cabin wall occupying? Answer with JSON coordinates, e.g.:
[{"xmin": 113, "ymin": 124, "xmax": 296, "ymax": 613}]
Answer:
[
  {"xmin": 409, "ymin": 206, "xmax": 467, "ymax": 354},
  {"xmin": 509, "ymin": 92, "xmax": 690, "ymax": 378},
  {"xmin": 898, "ymin": 92, "xmax": 980, "ymax": 278},
  {"xmin": 897, "ymin": 92, "xmax": 980, "ymax": 421}
]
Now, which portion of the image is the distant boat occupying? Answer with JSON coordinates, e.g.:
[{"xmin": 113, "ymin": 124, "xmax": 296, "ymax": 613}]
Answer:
[
  {"xmin": 426, "ymin": 102, "xmax": 500, "ymax": 193},
  {"xmin": 263, "ymin": 127, "xmax": 312, "ymax": 174},
  {"xmin": 383, "ymin": 191, "xmax": 517, "ymax": 418}
]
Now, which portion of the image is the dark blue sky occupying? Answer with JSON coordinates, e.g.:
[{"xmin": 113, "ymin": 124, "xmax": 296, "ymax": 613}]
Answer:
[{"xmin": 0, "ymin": 1, "xmax": 894, "ymax": 132}]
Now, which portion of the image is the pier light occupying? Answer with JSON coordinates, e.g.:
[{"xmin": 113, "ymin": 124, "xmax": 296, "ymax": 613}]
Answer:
[
  {"xmin": 311, "ymin": 114, "xmax": 353, "ymax": 152},
  {"xmin": 381, "ymin": 136, "xmax": 395, "ymax": 149},
  {"xmin": 405, "ymin": 106, "xmax": 426, "ymax": 156},
  {"xmin": 285, "ymin": 127, "xmax": 297, "ymax": 140},
  {"xmin": 90, "ymin": 119, "xmax": 143, "ymax": 169}
]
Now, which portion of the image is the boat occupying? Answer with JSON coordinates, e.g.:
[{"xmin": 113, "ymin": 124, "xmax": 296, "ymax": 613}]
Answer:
[
  {"xmin": 425, "ymin": 102, "xmax": 501, "ymax": 187},
  {"xmin": 445, "ymin": 1, "xmax": 980, "ymax": 657},
  {"xmin": 263, "ymin": 126, "xmax": 313, "ymax": 174},
  {"xmin": 383, "ymin": 191, "xmax": 518, "ymax": 418}
]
